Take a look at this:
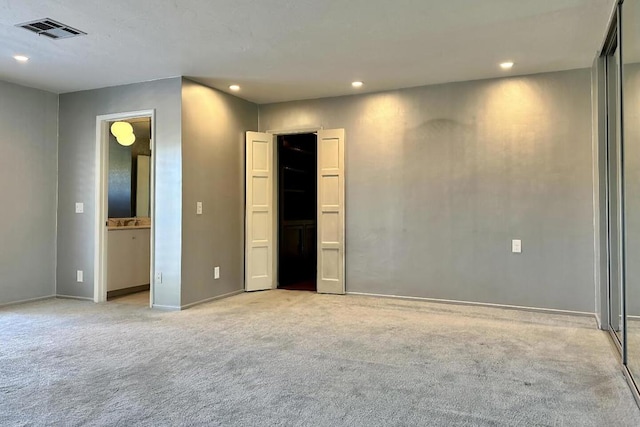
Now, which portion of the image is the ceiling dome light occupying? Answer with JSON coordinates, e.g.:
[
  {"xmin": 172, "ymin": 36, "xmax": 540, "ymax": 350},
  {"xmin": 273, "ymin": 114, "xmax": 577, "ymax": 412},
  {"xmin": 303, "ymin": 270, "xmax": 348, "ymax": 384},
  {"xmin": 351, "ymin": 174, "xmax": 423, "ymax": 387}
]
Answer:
[
  {"xmin": 110, "ymin": 121, "xmax": 133, "ymax": 138},
  {"xmin": 13, "ymin": 55, "xmax": 29, "ymax": 62},
  {"xmin": 229, "ymin": 85, "xmax": 240, "ymax": 91},
  {"xmin": 117, "ymin": 133, "xmax": 136, "ymax": 147},
  {"xmin": 352, "ymin": 81, "xmax": 364, "ymax": 88},
  {"xmin": 500, "ymin": 61, "xmax": 514, "ymax": 70}
]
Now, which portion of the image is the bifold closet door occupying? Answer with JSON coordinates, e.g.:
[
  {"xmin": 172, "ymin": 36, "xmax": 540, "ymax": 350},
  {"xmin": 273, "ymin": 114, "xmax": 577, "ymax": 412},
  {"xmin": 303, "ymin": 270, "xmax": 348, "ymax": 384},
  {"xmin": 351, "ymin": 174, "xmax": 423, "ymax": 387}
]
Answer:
[
  {"xmin": 245, "ymin": 131, "xmax": 275, "ymax": 291},
  {"xmin": 316, "ymin": 129, "xmax": 345, "ymax": 294}
]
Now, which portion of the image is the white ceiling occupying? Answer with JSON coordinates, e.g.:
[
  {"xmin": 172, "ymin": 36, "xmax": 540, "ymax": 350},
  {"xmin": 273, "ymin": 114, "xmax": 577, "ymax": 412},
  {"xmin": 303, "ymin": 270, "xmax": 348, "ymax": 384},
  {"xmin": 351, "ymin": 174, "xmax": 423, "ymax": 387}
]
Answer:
[{"xmin": 0, "ymin": 0, "xmax": 616, "ymax": 104}]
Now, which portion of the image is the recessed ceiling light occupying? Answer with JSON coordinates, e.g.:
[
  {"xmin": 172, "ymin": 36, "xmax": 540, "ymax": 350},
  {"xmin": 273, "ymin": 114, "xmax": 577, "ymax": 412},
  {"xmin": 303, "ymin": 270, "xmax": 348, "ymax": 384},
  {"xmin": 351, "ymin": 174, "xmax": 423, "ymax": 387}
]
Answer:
[
  {"xmin": 229, "ymin": 85, "xmax": 240, "ymax": 91},
  {"xmin": 352, "ymin": 81, "xmax": 364, "ymax": 88},
  {"xmin": 500, "ymin": 61, "xmax": 514, "ymax": 70},
  {"xmin": 13, "ymin": 55, "xmax": 29, "ymax": 62}
]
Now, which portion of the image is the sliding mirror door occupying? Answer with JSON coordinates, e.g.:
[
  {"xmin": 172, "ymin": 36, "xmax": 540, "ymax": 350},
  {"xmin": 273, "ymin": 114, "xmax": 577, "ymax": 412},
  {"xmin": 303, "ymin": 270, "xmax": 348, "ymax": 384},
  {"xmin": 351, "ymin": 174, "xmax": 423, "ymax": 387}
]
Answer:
[
  {"xmin": 623, "ymin": 0, "xmax": 640, "ymax": 391},
  {"xmin": 606, "ymin": 12, "xmax": 624, "ymax": 349}
]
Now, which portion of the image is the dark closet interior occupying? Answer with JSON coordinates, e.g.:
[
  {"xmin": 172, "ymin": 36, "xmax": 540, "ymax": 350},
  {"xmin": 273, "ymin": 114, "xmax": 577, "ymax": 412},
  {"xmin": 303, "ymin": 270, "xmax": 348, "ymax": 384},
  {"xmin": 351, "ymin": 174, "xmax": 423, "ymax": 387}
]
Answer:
[{"xmin": 278, "ymin": 133, "xmax": 317, "ymax": 291}]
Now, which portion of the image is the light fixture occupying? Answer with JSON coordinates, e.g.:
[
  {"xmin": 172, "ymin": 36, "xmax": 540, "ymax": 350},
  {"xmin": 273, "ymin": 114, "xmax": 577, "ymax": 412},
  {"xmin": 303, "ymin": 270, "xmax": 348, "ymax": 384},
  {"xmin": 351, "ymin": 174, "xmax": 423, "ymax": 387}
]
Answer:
[
  {"xmin": 110, "ymin": 121, "xmax": 133, "ymax": 137},
  {"xmin": 110, "ymin": 121, "xmax": 136, "ymax": 146},
  {"xmin": 500, "ymin": 61, "xmax": 514, "ymax": 70},
  {"xmin": 229, "ymin": 84, "xmax": 240, "ymax": 91},
  {"xmin": 352, "ymin": 81, "xmax": 364, "ymax": 88},
  {"xmin": 117, "ymin": 133, "xmax": 136, "ymax": 146},
  {"xmin": 13, "ymin": 55, "xmax": 29, "ymax": 62}
]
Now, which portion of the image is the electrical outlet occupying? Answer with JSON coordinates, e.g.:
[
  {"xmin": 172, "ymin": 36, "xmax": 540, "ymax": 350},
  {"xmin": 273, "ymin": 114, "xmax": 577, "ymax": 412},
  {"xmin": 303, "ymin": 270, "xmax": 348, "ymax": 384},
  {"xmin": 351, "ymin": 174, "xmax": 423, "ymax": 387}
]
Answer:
[
  {"xmin": 76, "ymin": 270, "xmax": 83, "ymax": 282},
  {"xmin": 196, "ymin": 201, "xmax": 203, "ymax": 215},
  {"xmin": 214, "ymin": 266, "xmax": 220, "ymax": 279},
  {"xmin": 512, "ymin": 239, "xmax": 522, "ymax": 254},
  {"xmin": 155, "ymin": 272, "xmax": 162, "ymax": 284},
  {"xmin": 75, "ymin": 202, "xmax": 84, "ymax": 214}
]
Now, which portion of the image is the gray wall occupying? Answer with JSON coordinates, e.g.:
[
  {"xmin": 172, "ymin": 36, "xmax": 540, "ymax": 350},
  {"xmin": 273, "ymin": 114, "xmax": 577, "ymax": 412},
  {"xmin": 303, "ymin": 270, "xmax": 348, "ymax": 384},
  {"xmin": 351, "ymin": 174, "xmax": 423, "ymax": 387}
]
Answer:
[
  {"xmin": 259, "ymin": 69, "xmax": 595, "ymax": 312},
  {"xmin": 57, "ymin": 78, "xmax": 182, "ymax": 308},
  {"xmin": 0, "ymin": 81, "xmax": 58, "ymax": 305},
  {"xmin": 181, "ymin": 79, "xmax": 258, "ymax": 307}
]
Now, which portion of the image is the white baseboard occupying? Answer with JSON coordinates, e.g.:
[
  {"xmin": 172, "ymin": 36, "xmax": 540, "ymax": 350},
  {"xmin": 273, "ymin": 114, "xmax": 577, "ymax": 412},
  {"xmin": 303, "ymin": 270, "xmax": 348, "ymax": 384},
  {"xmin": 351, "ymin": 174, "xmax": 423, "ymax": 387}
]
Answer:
[
  {"xmin": 180, "ymin": 289, "xmax": 244, "ymax": 310},
  {"xmin": 346, "ymin": 291, "xmax": 596, "ymax": 319},
  {"xmin": 56, "ymin": 295, "xmax": 94, "ymax": 302},
  {"xmin": 151, "ymin": 304, "xmax": 181, "ymax": 311},
  {"xmin": 0, "ymin": 295, "xmax": 56, "ymax": 308}
]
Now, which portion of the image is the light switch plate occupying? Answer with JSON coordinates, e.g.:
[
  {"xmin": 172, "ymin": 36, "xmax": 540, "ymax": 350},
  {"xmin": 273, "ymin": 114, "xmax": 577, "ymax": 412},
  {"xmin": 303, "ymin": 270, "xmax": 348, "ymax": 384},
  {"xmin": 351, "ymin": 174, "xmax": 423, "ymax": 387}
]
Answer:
[
  {"xmin": 196, "ymin": 201, "xmax": 203, "ymax": 215},
  {"xmin": 214, "ymin": 266, "xmax": 220, "ymax": 279},
  {"xmin": 76, "ymin": 270, "xmax": 83, "ymax": 282},
  {"xmin": 75, "ymin": 202, "xmax": 84, "ymax": 213},
  {"xmin": 512, "ymin": 239, "xmax": 522, "ymax": 254}
]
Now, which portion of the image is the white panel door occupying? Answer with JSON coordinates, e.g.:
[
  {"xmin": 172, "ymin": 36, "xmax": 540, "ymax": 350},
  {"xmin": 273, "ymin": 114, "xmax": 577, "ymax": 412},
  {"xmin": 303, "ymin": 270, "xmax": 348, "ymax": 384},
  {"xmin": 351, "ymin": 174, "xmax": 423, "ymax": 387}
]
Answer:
[
  {"xmin": 245, "ymin": 131, "xmax": 275, "ymax": 291},
  {"xmin": 317, "ymin": 129, "xmax": 345, "ymax": 294}
]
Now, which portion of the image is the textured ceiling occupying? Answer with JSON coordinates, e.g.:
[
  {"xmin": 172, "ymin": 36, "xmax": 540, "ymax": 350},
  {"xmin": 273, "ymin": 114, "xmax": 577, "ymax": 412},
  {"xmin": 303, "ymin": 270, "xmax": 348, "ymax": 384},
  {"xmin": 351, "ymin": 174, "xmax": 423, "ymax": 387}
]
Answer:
[{"xmin": 0, "ymin": 0, "xmax": 616, "ymax": 104}]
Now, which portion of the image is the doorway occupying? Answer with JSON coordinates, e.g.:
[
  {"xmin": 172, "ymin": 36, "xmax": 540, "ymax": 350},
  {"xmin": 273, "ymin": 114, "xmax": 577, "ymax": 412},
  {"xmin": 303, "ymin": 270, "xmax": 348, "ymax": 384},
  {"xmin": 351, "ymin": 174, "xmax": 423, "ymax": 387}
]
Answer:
[
  {"xmin": 245, "ymin": 129, "xmax": 345, "ymax": 294},
  {"xmin": 277, "ymin": 133, "xmax": 317, "ymax": 292},
  {"xmin": 94, "ymin": 110, "xmax": 155, "ymax": 307}
]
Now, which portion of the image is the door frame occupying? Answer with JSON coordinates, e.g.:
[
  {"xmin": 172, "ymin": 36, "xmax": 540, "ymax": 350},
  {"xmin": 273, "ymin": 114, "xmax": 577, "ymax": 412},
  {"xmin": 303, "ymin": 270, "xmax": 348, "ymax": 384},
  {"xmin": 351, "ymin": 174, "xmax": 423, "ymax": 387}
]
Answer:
[
  {"xmin": 267, "ymin": 128, "xmax": 322, "ymax": 290},
  {"xmin": 94, "ymin": 109, "xmax": 156, "ymax": 306},
  {"xmin": 245, "ymin": 127, "xmax": 347, "ymax": 292}
]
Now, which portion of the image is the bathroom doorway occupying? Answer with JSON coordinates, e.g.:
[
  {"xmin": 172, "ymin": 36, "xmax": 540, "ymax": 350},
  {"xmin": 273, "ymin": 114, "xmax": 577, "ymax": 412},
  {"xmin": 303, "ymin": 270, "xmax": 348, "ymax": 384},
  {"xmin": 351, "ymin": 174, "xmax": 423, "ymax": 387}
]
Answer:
[{"xmin": 94, "ymin": 110, "xmax": 155, "ymax": 307}]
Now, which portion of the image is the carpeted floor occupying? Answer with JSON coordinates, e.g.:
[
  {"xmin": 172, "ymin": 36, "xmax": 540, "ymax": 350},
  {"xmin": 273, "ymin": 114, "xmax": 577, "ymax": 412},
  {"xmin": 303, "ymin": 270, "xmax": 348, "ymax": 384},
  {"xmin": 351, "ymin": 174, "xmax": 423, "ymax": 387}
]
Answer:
[
  {"xmin": 1, "ymin": 290, "xmax": 639, "ymax": 426},
  {"xmin": 108, "ymin": 290, "xmax": 150, "ymax": 307}
]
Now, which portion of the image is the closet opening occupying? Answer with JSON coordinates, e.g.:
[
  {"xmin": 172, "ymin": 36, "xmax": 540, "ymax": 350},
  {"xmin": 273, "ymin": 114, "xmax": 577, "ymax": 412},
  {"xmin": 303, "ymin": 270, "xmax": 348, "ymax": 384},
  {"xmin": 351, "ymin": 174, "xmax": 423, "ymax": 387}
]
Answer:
[{"xmin": 277, "ymin": 133, "xmax": 317, "ymax": 292}]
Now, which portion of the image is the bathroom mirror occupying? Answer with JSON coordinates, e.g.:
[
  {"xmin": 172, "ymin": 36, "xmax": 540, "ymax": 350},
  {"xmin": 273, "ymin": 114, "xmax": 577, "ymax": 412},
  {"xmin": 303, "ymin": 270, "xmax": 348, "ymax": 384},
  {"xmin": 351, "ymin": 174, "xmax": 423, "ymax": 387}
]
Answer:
[{"xmin": 107, "ymin": 117, "xmax": 151, "ymax": 219}]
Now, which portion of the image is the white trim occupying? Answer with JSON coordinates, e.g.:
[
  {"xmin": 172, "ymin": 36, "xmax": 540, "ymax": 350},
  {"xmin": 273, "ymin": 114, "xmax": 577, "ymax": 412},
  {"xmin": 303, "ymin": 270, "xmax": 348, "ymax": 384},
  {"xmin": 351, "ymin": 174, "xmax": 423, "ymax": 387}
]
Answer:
[
  {"xmin": 180, "ymin": 289, "xmax": 244, "ymax": 310},
  {"xmin": 266, "ymin": 127, "xmax": 322, "ymax": 135},
  {"xmin": 94, "ymin": 110, "xmax": 155, "ymax": 306},
  {"xmin": 0, "ymin": 295, "xmax": 55, "ymax": 308},
  {"xmin": 595, "ymin": 313, "xmax": 604, "ymax": 330},
  {"xmin": 56, "ymin": 294, "xmax": 94, "ymax": 301},
  {"xmin": 246, "ymin": 129, "xmax": 345, "ymax": 294},
  {"xmin": 347, "ymin": 292, "xmax": 597, "ymax": 319},
  {"xmin": 150, "ymin": 304, "xmax": 181, "ymax": 311}
]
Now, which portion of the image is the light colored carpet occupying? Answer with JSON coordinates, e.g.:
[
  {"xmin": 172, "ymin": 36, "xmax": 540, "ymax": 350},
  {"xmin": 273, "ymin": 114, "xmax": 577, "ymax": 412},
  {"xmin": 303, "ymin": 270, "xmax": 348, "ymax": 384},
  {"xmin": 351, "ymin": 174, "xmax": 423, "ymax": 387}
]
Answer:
[
  {"xmin": 1, "ymin": 290, "xmax": 639, "ymax": 426},
  {"xmin": 108, "ymin": 290, "xmax": 150, "ymax": 307}
]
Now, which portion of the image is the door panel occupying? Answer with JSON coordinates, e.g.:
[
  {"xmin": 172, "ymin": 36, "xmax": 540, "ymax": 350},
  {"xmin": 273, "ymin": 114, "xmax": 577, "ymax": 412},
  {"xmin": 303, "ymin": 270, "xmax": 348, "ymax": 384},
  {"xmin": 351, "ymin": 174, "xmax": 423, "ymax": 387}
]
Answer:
[
  {"xmin": 317, "ymin": 129, "xmax": 345, "ymax": 294},
  {"xmin": 245, "ymin": 132, "xmax": 275, "ymax": 291}
]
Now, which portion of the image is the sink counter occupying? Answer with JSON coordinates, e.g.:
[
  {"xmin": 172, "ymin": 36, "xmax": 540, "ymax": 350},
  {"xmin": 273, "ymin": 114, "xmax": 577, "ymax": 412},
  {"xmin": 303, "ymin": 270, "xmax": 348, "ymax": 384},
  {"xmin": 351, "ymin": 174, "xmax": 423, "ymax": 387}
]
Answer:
[
  {"xmin": 107, "ymin": 217, "xmax": 151, "ymax": 231},
  {"xmin": 107, "ymin": 225, "xmax": 151, "ymax": 230}
]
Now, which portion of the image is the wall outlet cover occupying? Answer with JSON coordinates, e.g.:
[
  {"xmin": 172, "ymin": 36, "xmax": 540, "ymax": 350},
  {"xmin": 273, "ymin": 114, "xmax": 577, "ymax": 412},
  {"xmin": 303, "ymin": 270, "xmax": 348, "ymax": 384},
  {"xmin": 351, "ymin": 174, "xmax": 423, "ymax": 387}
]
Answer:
[
  {"xmin": 155, "ymin": 272, "xmax": 162, "ymax": 284},
  {"xmin": 75, "ymin": 202, "xmax": 84, "ymax": 213},
  {"xmin": 76, "ymin": 270, "xmax": 83, "ymax": 282},
  {"xmin": 214, "ymin": 266, "xmax": 220, "ymax": 279},
  {"xmin": 196, "ymin": 201, "xmax": 203, "ymax": 215},
  {"xmin": 512, "ymin": 239, "xmax": 522, "ymax": 254}
]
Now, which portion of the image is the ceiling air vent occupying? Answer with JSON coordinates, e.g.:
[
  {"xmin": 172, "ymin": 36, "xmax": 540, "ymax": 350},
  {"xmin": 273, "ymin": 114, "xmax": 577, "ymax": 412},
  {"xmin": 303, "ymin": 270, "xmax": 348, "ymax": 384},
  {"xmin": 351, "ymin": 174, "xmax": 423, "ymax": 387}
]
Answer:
[{"xmin": 16, "ymin": 18, "xmax": 86, "ymax": 40}]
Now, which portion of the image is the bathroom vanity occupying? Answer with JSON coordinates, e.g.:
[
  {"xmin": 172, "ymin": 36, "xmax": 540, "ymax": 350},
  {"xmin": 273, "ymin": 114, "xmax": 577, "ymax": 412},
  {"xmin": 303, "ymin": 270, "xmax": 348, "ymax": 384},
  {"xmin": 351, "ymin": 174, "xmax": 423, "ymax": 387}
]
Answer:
[{"xmin": 106, "ymin": 218, "xmax": 151, "ymax": 296}]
